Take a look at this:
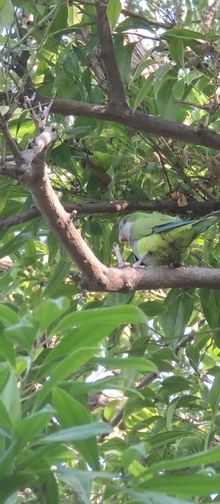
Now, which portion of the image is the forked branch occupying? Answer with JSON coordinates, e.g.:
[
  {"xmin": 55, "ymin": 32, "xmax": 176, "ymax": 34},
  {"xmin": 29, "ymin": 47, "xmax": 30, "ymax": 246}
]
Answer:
[{"xmin": 1, "ymin": 124, "xmax": 220, "ymax": 291}]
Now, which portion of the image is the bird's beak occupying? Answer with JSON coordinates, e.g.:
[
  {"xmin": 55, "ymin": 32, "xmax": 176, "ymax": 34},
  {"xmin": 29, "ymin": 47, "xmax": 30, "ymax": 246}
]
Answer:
[{"xmin": 119, "ymin": 232, "xmax": 126, "ymax": 242}]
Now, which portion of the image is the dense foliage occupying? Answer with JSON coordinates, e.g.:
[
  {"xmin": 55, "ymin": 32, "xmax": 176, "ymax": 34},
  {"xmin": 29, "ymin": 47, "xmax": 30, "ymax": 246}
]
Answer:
[{"xmin": 1, "ymin": 0, "xmax": 220, "ymax": 502}]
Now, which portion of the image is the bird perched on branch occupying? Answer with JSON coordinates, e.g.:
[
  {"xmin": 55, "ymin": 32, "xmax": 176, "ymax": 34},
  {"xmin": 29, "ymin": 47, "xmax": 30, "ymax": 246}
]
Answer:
[{"xmin": 118, "ymin": 211, "xmax": 220, "ymax": 267}]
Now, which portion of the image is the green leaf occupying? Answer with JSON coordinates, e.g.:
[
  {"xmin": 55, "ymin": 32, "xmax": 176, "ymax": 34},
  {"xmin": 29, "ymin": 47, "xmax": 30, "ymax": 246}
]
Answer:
[
  {"xmin": 13, "ymin": 406, "xmax": 55, "ymax": 448},
  {"xmin": 164, "ymin": 28, "xmax": 208, "ymax": 40},
  {"xmin": 35, "ymin": 297, "xmax": 70, "ymax": 331},
  {"xmin": 0, "ymin": 335, "xmax": 15, "ymax": 366},
  {"xmin": 208, "ymin": 372, "xmax": 220, "ymax": 411},
  {"xmin": 0, "ymin": 364, "xmax": 21, "ymax": 426},
  {"xmin": 93, "ymin": 356, "xmax": 158, "ymax": 373},
  {"xmin": 172, "ymin": 80, "xmax": 185, "ymax": 100},
  {"xmin": 133, "ymin": 77, "xmax": 153, "ymax": 111},
  {"xmin": 200, "ymin": 289, "xmax": 220, "ymax": 329},
  {"xmin": 139, "ymin": 300, "xmax": 163, "ymax": 317},
  {"xmin": 44, "ymin": 258, "xmax": 72, "ymax": 297},
  {"xmin": 0, "ymin": 442, "xmax": 18, "ymax": 481},
  {"xmin": 52, "ymin": 388, "xmax": 99, "ymax": 470},
  {"xmin": 57, "ymin": 468, "xmax": 91, "ymax": 504},
  {"xmin": 162, "ymin": 376, "xmax": 190, "ymax": 393},
  {"xmin": 160, "ymin": 289, "xmax": 194, "ymax": 347},
  {"xmin": 168, "ymin": 38, "xmax": 184, "ymax": 66},
  {"xmin": 107, "ymin": 0, "xmax": 121, "ymax": 29},
  {"xmin": 0, "ymin": 233, "xmax": 30, "ymax": 259},
  {"xmin": 4, "ymin": 317, "xmax": 38, "ymax": 351},
  {"xmin": 0, "ymin": 400, "xmax": 12, "ymax": 433},
  {"xmin": 35, "ymin": 346, "xmax": 97, "ymax": 406},
  {"xmin": 0, "ymin": 472, "xmax": 39, "ymax": 501},
  {"xmin": 139, "ymin": 473, "xmax": 220, "ymax": 497},
  {"xmin": 126, "ymin": 489, "xmax": 191, "ymax": 504},
  {"xmin": 39, "ymin": 422, "xmax": 113, "ymax": 443},
  {"xmin": 55, "ymin": 305, "xmax": 147, "ymax": 334},
  {"xmin": 143, "ymin": 443, "xmax": 220, "ymax": 477},
  {"xmin": 67, "ymin": 5, "xmax": 83, "ymax": 26},
  {"xmin": 0, "ymin": 305, "xmax": 19, "ymax": 327},
  {"xmin": 0, "ymin": 0, "xmax": 13, "ymax": 31}
]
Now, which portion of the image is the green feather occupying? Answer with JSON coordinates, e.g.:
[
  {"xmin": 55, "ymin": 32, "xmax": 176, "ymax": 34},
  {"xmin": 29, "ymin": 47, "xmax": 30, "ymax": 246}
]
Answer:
[{"xmin": 119, "ymin": 211, "xmax": 220, "ymax": 266}]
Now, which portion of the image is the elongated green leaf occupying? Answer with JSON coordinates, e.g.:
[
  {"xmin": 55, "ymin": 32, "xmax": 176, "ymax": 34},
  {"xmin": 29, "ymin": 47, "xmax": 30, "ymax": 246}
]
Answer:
[
  {"xmin": 55, "ymin": 305, "xmax": 147, "ymax": 333},
  {"xmin": 0, "ymin": 0, "xmax": 13, "ymax": 31},
  {"xmin": 58, "ymin": 468, "xmax": 91, "ymax": 504},
  {"xmin": 143, "ymin": 443, "xmax": 220, "ymax": 477},
  {"xmin": 164, "ymin": 28, "xmax": 207, "ymax": 40},
  {"xmin": 53, "ymin": 388, "xmax": 99, "ymax": 470},
  {"xmin": 41, "ymin": 324, "xmax": 113, "ymax": 369},
  {"xmin": 39, "ymin": 422, "xmax": 112, "ymax": 443},
  {"xmin": 172, "ymin": 80, "xmax": 185, "ymax": 100},
  {"xmin": 107, "ymin": 0, "xmax": 121, "ymax": 29},
  {"xmin": 200, "ymin": 289, "xmax": 220, "ymax": 329},
  {"xmin": 35, "ymin": 346, "xmax": 98, "ymax": 406},
  {"xmin": 168, "ymin": 38, "xmax": 184, "ymax": 66},
  {"xmin": 160, "ymin": 289, "xmax": 194, "ymax": 347},
  {"xmin": 126, "ymin": 489, "xmax": 191, "ymax": 504},
  {"xmin": 93, "ymin": 356, "xmax": 158, "ymax": 373},
  {"xmin": 0, "ymin": 472, "xmax": 39, "ymax": 501},
  {"xmin": 4, "ymin": 317, "xmax": 38, "ymax": 351},
  {"xmin": 0, "ymin": 335, "xmax": 15, "ymax": 366},
  {"xmin": 0, "ymin": 305, "xmax": 19, "ymax": 327},
  {"xmin": 208, "ymin": 372, "xmax": 220, "ymax": 411},
  {"xmin": 0, "ymin": 441, "xmax": 18, "ymax": 481},
  {"xmin": 13, "ymin": 406, "xmax": 55, "ymax": 448},
  {"xmin": 44, "ymin": 258, "xmax": 72, "ymax": 296},
  {"xmin": 139, "ymin": 473, "xmax": 220, "ymax": 497},
  {"xmin": 0, "ymin": 364, "xmax": 20, "ymax": 426},
  {"xmin": 133, "ymin": 77, "xmax": 154, "ymax": 111},
  {"xmin": 0, "ymin": 233, "xmax": 30, "ymax": 259},
  {"xmin": 35, "ymin": 297, "xmax": 70, "ymax": 331}
]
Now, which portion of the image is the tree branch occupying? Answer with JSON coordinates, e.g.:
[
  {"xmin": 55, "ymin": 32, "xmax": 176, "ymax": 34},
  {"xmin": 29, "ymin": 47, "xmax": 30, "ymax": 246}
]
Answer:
[
  {"xmin": 96, "ymin": 1, "xmax": 128, "ymax": 109},
  {"xmin": 81, "ymin": 266, "xmax": 220, "ymax": 292},
  {"xmin": 0, "ymin": 114, "xmax": 24, "ymax": 165},
  {"xmin": 1, "ymin": 199, "xmax": 220, "ymax": 231},
  {"xmin": 1, "ymin": 93, "xmax": 220, "ymax": 150},
  {"xmin": 40, "ymin": 98, "xmax": 220, "ymax": 151}
]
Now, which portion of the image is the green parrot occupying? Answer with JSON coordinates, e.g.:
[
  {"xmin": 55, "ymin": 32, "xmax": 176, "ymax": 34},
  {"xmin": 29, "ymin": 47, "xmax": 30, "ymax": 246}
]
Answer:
[{"xmin": 118, "ymin": 211, "xmax": 220, "ymax": 266}]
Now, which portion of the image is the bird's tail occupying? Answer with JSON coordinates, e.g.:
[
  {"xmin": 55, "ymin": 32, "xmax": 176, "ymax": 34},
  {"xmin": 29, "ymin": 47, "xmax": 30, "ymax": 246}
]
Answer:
[{"xmin": 192, "ymin": 210, "xmax": 220, "ymax": 237}]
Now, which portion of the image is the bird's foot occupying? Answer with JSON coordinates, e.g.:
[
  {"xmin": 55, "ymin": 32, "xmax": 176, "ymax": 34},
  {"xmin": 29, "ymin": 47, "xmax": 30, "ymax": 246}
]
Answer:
[
  {"xmin": 133, "ymin": 256, "xmax": 147, "ymax": 268},
  {"xmin": 113, "ymin": 243, "xmax": 128, "ymax": 267},
  {"xmin": 169, "ymin": 261, "xmax": 184, "ymax": 268}
]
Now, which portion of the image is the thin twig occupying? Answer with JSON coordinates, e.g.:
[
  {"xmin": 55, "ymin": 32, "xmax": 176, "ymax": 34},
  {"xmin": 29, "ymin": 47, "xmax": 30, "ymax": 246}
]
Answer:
[
  {"xmin": 0, "ymin": 114, "xmax": 23, "ymax": 165},
  {"xmin": 121, "ymin": 8, "xmax": 173, "ymax": 29},
  {"xmin": 102, "ymin": 372, "xmax": 157, "ymax": 435},
  {"xmin": 1, "ymin": 198, "xmax": 220, "ymax": 231}
]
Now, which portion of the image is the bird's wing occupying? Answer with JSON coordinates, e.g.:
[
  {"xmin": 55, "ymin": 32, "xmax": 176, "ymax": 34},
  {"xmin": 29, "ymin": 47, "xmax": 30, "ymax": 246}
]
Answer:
[{"xmin": 130, "ymin": 213, "xmax": 192, "ymax": 240}]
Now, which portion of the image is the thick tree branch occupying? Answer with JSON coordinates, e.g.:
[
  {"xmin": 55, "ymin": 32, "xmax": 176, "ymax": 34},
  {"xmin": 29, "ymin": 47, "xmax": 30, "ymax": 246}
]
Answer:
[
  {"xmin": 96, "ymin": 1, "xmax": 128, "ymax": 109},
  {"xmin": 1, "ymin": 93, "xmax": 220, "ymax": 150},
  {"xmin": 82, "ymin": 266, "xmax": 220, "ymax": 291},
  {"xmin": 27, "ymin": 173, "xmax": 108, "ymax": 285},
  {"xmin": 41, "ymin": 98, "xmax": 220, "ymax": 151}
]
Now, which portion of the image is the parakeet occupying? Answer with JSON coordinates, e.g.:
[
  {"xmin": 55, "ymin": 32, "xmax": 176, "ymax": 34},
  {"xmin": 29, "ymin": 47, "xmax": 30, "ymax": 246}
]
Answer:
[{"xmin": 118, "ymin": 211, "xmax": 220, "ymax": 267}]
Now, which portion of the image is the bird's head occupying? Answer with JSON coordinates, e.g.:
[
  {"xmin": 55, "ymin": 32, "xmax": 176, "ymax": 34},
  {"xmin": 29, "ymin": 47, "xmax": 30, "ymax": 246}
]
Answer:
[{"xmin": 118, "ymin": 216, "xmax": 132, "ymax": 242}]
